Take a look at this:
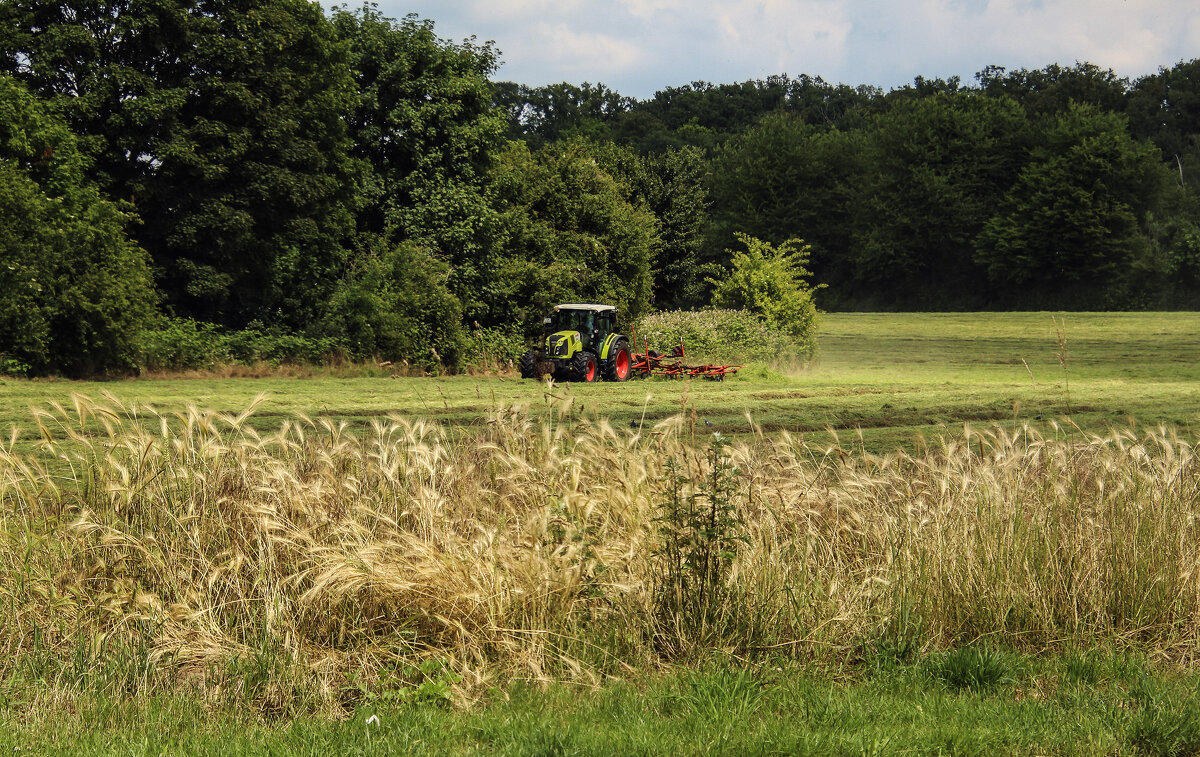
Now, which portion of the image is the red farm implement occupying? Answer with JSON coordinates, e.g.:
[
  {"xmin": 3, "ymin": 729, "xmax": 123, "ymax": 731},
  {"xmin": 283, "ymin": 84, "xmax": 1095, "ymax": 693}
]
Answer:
[{"xmin": 629, "ymin": 332, "xmax": 742, "ymax": 381}]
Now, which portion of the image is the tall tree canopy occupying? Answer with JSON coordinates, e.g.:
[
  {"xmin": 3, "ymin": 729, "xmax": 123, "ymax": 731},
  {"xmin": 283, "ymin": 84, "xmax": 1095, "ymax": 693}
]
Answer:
[
  {"xmin": 331, "ymin": 5, "xmax": 506, "ymax": 320},
  {"xmin": 0, "ymin": 0, "xmax": 360, "ymax": 327},
  {"xmin": 0, "ymin": 75, "xmax": 157, "ymax": 375},
  {"xmin": 976, "ymin": 103, "xmax": 1168, "ymax": 306},
  {"xmin": 853, "ymin": 93, "xmax": 1030, "ymax": 307}
]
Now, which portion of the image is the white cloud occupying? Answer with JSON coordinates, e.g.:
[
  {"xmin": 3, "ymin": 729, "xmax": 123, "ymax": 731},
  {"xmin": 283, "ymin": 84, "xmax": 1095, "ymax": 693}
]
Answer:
[
  {"xmin": 531, "ymin": 22, "xmax": 646, "ymax": 78},
  {"xmin": 713, "ymin": 0, "xmax": 851, "ymax": 58},
  {"xmin": 617, "ymin": 0, "xmax": 685, "ymax": 20}
]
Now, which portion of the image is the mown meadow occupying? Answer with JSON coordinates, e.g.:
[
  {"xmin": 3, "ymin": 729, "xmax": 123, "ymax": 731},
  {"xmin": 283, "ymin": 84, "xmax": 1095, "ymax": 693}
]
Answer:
[{"xmin": 3, "ymin": 312, "xmax": 1200, "ymax": 755}]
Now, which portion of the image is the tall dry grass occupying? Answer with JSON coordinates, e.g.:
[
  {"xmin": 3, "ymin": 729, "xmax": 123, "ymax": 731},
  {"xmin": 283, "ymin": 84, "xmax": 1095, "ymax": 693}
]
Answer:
[{"xmin": 1, "ymin": 394, "xmax": 1198, "ymax": 713}]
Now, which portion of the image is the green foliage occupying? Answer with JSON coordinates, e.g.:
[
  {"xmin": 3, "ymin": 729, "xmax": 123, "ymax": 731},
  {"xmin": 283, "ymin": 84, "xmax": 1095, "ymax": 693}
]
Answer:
[
  {"xmin": 460, "ymin": 326, "xmax": 525, "ymax": 373},
  {"xmin": 1, "ymin": 0, "xmax": 360, "ymax": 329},
  {"xmin": 708, "ymin": 234, "xmax": 820, "ymax": 358},
  {"xmin": 976, "ymin": 103, "xmax": 1169, "ymax": 306},
  {"xmin": 653, "ymin": 436, "xmax": 748, "ymax": 655},
  {"xmin": 137, "ymin": 319, "xmax": 229, "ymax": 371},
  {"xmin": 581, "ymin": 140, "xmax": 711, "ymax": 310},
  {"xmin": 853, "ymin": 92, "xmax": 1029, "ymax": 306},
  {"xmin": 488, "ymin": 139, "xmax": 657, "ymax": 330},
  {"xmin": 706, "ymin": 113, "xmax": 863, "ymax": 302},
  {"xmin": 346, "ymin": 659, "xmax": 462, "ymax": 710},
  {"xmin": 494, "ymin": 81, "xmax": 630, "ymax": 148},
  {"xmin": 975, "ymin": 62, "xmax": 1130, "ymax": 118},
  {"xmin": 320, "ymin": 241, "xmax": 465, "ymax": 370},
  {"xmin": 633, "ymin": 309, "xmax": 805, "ymax": 364},
  {"xmin": 0, "ymin": 75, "xmax": 157, "ymax": 376},
  {"xmin": 333, "ymin": 5, "xmax": 506, "ymax": 324},
  {"xmin": 139, "ymin": 318, "xmax": 348, "ymax": 371}
]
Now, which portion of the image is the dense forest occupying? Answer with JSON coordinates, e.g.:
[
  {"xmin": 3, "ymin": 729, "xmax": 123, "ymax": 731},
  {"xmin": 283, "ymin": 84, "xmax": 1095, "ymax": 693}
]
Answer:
[{"xmin": 1, "ymin": 0, "xmax": 1198, "ymax": 376}]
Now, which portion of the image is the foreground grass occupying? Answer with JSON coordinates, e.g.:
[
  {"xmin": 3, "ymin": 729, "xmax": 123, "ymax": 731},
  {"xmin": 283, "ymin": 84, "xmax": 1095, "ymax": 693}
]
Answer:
[
  {"xmin": 5, "ymin": 653, "xmax": 1200, "ymax": 756},
  {"xmin": 4, "ymin": 391, "xmax": 1200, "ymax": 703},
  {"xmin": 5, "ymin": 312, "xmax": 1200, "ymax": 752}
]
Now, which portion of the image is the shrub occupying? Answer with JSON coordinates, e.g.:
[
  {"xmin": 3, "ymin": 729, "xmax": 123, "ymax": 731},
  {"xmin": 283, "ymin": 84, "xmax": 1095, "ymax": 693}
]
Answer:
[
  {"xmin": 319, "ymin": 241, "xmax": 465, "ymax": 370},
  {"xmin": 139, "ymin": 318, "xmax": 348, "ymax": 371},
  {"xmin": 138, "ymin": 318, "xmax": 231, "ymax": 371},
  {"xmin": 0, "ymin": 75, "xmax": 159, "ymax": 376},
  {"xmin": 634, "ymin": 309, "xmax": 812, "ymax": 365},
  {"xmin": 707, "ymin": 233, "xmax": 821, "ymax": 358},
  {"xmin": 461, "ymin": 326, "xmax": 526, "ymax": 373}
]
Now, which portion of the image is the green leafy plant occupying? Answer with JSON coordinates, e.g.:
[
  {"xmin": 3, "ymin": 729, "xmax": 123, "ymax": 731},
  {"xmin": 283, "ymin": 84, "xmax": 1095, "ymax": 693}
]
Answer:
[
  {"xmin": 634, "ymin": 309, "xmax": 807, "ymax": 365},
  {"xmin": 707, "ymin": 233, "xmax": 822, "ymax": 358},
  {"xmin": 347, "ymin": 659, "xmax": 463, "ymax": 710},
  {"xmin": 652, "ymin": 434, "xmax": 748, "ymax": 655}
]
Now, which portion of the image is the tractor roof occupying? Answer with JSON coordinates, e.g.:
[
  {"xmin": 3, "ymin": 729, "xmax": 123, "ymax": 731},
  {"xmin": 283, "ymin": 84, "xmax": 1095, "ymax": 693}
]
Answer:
[{"xmin": 553, "ymin": 303, "xmax": 616, "ymax": 312}]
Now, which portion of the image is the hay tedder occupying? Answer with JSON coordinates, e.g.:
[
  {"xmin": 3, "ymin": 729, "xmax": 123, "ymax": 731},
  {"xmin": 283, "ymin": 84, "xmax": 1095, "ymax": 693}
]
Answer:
[
  {"xmin": 519, "ymin": 303, "xmax": 741, "ymax": 382},
  {"xmin": 629, "ymin": 335, "xmax": 743, "ymax": 381}
]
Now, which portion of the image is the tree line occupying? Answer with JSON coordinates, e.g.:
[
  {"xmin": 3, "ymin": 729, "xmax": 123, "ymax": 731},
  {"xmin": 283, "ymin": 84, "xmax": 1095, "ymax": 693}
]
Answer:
[{"xmin": 0, "ymin": 0, "xmax": 1196, "ymax": 375}]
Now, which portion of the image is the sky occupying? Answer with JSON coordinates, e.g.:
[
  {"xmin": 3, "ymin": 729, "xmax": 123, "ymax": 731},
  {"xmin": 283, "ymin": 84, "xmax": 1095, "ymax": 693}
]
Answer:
[{"xmin": 363, "ymin": 0, "xmax": 1200, "ymax": 98}]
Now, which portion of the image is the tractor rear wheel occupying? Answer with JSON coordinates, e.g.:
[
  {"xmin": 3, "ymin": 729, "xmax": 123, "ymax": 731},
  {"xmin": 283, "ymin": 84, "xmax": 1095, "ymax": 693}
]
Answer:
[
  {"xmin": 603, "ymin": 339, "xmax": 631, "ymax": 381},
  {"xmin": 572, "ymin": 351, "xmax": 598, "ymax": 382},
  {"xmin": 519, "ymin": 349, "xmax": 541, "ymax": 379}
]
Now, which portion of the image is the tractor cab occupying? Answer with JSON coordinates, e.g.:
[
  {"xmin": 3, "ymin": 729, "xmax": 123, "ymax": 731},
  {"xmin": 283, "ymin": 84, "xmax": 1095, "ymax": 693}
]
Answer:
[{"xmin": 542, "ymin": 304, "xmax": 616, "ymax": 353}]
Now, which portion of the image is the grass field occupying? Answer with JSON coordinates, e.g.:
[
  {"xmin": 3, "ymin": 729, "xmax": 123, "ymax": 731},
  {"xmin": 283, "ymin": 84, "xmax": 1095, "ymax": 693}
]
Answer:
[
  {"xmin": 7, "ymin": 653, "xmax": 1200, "ymax": 756},
  {"xmin": 5, "ymin": 312, "xmax": 1200, "ymax": 755},
  {"xmin": 4, "ymin": 312, "xmax": 1200, "ymax": 452}
]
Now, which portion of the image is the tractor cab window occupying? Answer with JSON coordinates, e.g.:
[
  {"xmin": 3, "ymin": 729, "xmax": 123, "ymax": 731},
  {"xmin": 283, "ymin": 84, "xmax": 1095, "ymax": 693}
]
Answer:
[{"xmin": 549, "ymin": 310, "xmax": 590, "ymax": 334}]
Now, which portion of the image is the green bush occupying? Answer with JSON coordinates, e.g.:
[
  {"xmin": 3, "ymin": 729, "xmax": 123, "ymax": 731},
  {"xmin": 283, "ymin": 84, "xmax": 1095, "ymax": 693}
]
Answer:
[
  {"xmin": 633, "ymin": 309, "xmax": 812, "ymax": 365},
  {"xmin": 319, "ymin": 242, "xmax": 465, "ymax": 370},
  {"xmin": 0, "ymin": 75, "xmax": 159, "ymax": 377},
  {"xmin": 461, "ymin": 327, "xmax": 526, "ymax": 373},
  {"xmin": 139, "ymin": 318, "xmax": 348, "ymax": 371},
  {"xmin": 707, "ymin": 234, "xmax": 821, "ymax": 358},
  {"xmin": 138, "ymin": 319, "xmax": 230, "ymax": 371}
]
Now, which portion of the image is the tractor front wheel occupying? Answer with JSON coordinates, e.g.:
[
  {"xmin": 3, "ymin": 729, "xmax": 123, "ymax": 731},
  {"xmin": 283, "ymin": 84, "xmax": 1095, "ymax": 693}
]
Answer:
[
  {"xmin": 519, "ymin": 349, "xmax": 542, "ymax": 379},
  {"xmin": 603, "ymin": 339, "xmax": 632, "ymax": 382},
  {"xmin": 572, "ymin": 351, "xmax": 598, "ymax": 382}
]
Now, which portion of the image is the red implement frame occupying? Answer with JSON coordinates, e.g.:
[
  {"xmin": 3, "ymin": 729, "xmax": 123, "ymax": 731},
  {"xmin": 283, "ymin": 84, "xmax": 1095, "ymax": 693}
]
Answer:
[{"xmin": 628, "ymin": 328, "xmax": 742, "ymax": 381}]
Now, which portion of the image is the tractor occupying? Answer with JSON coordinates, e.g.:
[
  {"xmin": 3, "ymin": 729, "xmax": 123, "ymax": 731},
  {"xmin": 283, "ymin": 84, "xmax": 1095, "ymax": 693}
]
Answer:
[{"xmin": 519, "ymin": 304, "xmax": 633, "ymax": 382}]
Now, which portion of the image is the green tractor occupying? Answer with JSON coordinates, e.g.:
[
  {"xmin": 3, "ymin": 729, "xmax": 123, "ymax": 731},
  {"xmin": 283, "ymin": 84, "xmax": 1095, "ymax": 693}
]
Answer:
[{"xmin": 519, "ymin": 304, "xmax": 633, "ymax": 382}]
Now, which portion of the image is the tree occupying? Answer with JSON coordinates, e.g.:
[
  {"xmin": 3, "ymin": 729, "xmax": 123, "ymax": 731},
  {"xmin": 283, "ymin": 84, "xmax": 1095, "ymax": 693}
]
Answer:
[
  {"xmin": 852, "ymin": 92, "xmax": 1029, "ymax": 307},
  {"xmin": 494, "ymin": 81, "xmax": 630, "ymax": 148},
  {"xmin": 318, "ymin": 240, "xmax": 465, "ymax": 369},
  {"xmin": 976, "ymin": 62, "xmax": 1129, "ymax": 118},
  {"xmin": 706, "ymin": 111, "xmax": 864, "ymax": 304},
  {"xmin": 1128, "ymin": 59, "xmax": 1200, "ymax": 184},
  {"xmin": 487, "ymin": 140, "xmax": 658, "ymax": 332},
  {"xmin": 332, "ymin": 5, "xmax": 506, "ymax": 320},
  {"xmin": 708, "ymin": 233, "xmax": 820, "ymax": 355},
  {"xmin": 1, "ymin": 0, "xmax": 360, "ymax": 328},
  {"xmin": 0, "ymin": 75, "xmax": 157, "ymax": 375},
  {"xmin": 976, "ymin": 103, "xmax": 1168, "ymax": 306}
]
